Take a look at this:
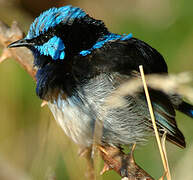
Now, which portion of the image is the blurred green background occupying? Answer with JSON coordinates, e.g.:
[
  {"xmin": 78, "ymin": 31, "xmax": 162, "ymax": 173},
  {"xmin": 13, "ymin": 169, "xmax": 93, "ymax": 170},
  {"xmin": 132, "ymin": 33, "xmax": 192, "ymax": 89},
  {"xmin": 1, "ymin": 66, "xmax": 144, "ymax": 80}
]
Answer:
[{"xmin": 0, "ymin": 0, "xmax": 193, "ymax": 179}]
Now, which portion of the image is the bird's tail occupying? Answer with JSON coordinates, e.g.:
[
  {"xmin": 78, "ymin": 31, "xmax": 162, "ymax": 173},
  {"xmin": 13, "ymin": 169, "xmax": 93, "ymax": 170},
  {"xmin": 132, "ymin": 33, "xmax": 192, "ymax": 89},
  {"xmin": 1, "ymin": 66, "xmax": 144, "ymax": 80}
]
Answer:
[{"xmin": 177, "ymin": 101, "xmax": 193, "ymax": 118}]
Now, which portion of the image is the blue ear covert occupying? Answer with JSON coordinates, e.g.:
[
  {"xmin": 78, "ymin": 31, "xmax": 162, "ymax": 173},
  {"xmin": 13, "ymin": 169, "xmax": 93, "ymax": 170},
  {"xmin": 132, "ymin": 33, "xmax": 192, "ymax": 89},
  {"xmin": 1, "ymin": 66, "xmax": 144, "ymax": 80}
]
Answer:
[{"xmin": 35, "ymin": 36, "xmax": 65, "ymax": 60}]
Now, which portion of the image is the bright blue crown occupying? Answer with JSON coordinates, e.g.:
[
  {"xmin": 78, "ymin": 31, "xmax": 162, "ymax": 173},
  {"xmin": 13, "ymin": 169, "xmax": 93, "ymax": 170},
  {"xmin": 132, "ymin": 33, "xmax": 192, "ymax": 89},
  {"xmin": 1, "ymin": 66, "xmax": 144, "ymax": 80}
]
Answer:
[{"xmin": 26, "ymin": 5, "xmax": 86, "ymax": 39}]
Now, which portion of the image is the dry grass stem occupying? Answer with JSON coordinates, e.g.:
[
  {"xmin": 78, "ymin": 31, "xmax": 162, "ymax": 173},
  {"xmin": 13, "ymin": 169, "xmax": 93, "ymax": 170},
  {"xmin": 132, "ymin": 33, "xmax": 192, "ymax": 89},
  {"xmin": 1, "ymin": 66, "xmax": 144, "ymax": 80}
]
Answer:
[
  {"xmin": 105, "ymin": 72, "xmax": 193, "ymax": 109},
  {"xmin": 139, "ymin": 65, "xmax": 171, "ymax": 180},
  {"xmin": 161, "ymin": 131, "xmax": 171, "ymax": 180},
  {"xmin": 146, "ymin": 73, "xmax": 193, "ymax": 102}
]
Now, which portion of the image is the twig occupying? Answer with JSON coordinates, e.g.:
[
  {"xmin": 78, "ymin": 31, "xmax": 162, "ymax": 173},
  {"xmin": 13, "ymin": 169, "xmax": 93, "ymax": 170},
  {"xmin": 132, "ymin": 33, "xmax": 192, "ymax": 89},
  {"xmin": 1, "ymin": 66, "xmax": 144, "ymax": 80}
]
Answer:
[
  {"xmin": 139, "ymin": 65, "xmax": 171, "ymax": 180},
  {"xmin": 98, "ymin": 145, "xmax": 154, "ymax": 180},
  {"xmin": 0, "ymin": 21, "xmax": 36, "ymax": 80}
]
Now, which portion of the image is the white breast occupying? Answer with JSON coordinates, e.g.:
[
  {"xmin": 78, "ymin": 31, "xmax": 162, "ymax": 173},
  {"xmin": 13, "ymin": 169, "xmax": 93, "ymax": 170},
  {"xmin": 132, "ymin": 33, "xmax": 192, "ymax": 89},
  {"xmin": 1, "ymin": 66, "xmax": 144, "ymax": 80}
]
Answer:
[{"xmin": 48, "ymin": 94, "xmax": 94, "ymax": 147}]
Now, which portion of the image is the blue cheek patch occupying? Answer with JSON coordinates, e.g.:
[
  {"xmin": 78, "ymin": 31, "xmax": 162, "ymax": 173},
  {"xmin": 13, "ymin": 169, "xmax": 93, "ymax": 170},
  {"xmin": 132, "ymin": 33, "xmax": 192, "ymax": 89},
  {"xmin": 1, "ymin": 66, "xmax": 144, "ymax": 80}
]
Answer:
[
  {"xmin": 35, "ymin": 36, "xmax": 65, "ymax": 60},
  {"xmin": 79, "ymin": 33, "xmax": 132, "ymax": 56}
]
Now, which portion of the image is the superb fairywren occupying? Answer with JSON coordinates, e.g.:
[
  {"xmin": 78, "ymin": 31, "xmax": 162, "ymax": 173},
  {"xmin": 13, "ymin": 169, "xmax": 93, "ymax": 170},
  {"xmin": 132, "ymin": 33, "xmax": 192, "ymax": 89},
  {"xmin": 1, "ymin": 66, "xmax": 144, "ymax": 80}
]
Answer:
[{"xmin": 8, "ymin": 5, "xmax": 193, "ymax": 149}]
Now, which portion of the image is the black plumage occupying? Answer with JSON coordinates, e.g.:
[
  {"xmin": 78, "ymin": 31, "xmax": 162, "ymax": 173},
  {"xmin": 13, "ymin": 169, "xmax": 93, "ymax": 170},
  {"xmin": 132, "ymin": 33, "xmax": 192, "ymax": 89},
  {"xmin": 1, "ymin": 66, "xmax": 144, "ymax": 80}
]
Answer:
[{"xmin": 8, "ymin": 5, "xmax": 193, "ymax": 149}]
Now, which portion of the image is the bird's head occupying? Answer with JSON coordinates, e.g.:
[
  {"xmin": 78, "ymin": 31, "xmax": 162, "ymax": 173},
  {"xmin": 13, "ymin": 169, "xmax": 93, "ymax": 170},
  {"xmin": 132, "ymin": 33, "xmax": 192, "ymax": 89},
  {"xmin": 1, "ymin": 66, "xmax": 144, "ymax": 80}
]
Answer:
[{"xmin": 8, "ymin": 5, "xmax": 109, "ymax": 67}]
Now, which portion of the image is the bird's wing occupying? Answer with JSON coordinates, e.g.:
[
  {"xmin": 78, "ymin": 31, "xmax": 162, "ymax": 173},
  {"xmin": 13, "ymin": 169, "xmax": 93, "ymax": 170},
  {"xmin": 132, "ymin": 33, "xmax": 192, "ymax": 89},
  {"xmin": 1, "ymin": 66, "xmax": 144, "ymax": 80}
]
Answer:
[
  {"xmin": 89, "ymin": 37, "xmax": 168, "ymax": 76},
  {"xmin": 88, "ymin": 38, "xmax": 185, "ymax": 148},
  {"xmin": 110, "ymin": 72, "xmax": 186, "ymax": 148},
  {"xmin": 147, "ymin": 89, "xmax": 185, "ymax": 148},
  {"xmin": 120, "ymin": 37, "xmax": 169, "ymax": 74},
  {"xmin": 72, "ymin": 36, "xmax": 186, "ymax": 148}
]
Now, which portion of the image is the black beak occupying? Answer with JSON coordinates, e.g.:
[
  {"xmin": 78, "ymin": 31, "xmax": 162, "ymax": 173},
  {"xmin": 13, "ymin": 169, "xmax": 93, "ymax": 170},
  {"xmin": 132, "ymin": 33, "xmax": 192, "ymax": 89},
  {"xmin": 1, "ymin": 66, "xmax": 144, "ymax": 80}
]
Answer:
[{"xmin": 7, "ymin": 39, "xmax": 33, "ymax": 48}]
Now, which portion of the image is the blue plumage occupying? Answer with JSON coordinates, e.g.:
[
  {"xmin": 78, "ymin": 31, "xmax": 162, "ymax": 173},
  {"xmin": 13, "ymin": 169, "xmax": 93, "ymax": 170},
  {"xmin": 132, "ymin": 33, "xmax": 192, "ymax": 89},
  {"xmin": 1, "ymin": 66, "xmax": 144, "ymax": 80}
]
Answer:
[
  {"xmin": 26, "ymin": 5, "xmax": 86, "ymax": 39},
  {"xmin": 35, "ymin": 36, "xmax": 65, "ymax": 60},
  {"xmin": 8, "ymin": 5, "xmax": 193, "ymax": 150},
  {"xmin": 80, "ymin": 33, "xmax": 132, "ymax": 56},
  {"xmin": 177, "ymin": 101, "xmax": 193, "ymax": 118}
]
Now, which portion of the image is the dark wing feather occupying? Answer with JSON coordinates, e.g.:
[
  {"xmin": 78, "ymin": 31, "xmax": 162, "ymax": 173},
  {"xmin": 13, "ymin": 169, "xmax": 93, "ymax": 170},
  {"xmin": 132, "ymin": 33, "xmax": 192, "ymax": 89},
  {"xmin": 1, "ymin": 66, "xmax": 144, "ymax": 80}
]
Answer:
[
  {"xmin": 89, "ymin": 38, "xmax": 185, "ymax": 148},
  {"xmin": 73, "ymin": 37, "xmax": 185, "ymax": 147},
  {"xmin": 177, "ymin": 101, "xmax": 193, "ymax": 118},
  {"xmin": 149, "ymin": 90, "xmax": 185, "ymax": 148},
  {"xmin": 89, "ymin": 37, "xmax": 168, "ymax": 76},
  {"xmin": 122, "ymin": 38, "xmax": 168, "ymax": 74}
]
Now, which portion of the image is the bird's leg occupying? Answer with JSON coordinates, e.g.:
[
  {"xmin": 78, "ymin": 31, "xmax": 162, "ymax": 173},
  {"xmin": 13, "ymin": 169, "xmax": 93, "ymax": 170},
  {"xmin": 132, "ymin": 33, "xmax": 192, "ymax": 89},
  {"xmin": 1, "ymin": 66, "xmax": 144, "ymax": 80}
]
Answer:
[
  {"xmin": 120, "ymin": 144, "xmax": 136, "ymax": 177},
  {"xmin": 128, "ymin": 143, "xmax": 136, "ymax": 164}
]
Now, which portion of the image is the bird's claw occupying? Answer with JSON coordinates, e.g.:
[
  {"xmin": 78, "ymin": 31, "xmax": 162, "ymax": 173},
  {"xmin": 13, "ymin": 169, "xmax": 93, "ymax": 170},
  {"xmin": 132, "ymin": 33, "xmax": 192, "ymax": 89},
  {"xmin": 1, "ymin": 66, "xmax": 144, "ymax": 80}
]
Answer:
[
  {"xmin": 100, "ymin": 163, "xmax": 111, "ymax": 175},
  {"xmin": 78, "ymin": 147, "xmax": 90, "ymax": 157},
  {"xmin": 97, "ymin": 145, "xmax": 109, "ymax": 155}
]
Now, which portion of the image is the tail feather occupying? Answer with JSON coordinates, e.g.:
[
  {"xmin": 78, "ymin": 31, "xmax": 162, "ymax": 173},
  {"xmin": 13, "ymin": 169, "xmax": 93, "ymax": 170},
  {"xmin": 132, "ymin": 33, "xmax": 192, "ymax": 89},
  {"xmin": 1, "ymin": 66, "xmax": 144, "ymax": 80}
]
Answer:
[
  {"xmin": 148, "ymin": 90, "xmax": 186, "ymax": 148},
  {"xmin": 177, "ymin": 101, "xmax": 193, "ymax": 118},
  {"xmin": 166, "ymin": 132, "xmax": 186, "ymax": 148}
]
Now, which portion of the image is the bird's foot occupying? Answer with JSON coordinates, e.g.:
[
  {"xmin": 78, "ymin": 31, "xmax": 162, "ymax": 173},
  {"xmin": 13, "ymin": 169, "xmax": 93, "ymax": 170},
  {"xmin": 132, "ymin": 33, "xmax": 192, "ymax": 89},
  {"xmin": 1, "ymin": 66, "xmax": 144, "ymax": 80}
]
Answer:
[
  {"xmin": 100, "ymin": 162, "xmax": 110, "ymax": 175},
  {"xmin": 98, "ymin": 144, "xmax": 154, "ymax": 180},
  {"xmin": 78, "ymin": 147, "xmax": 90, "ymax": 157}
]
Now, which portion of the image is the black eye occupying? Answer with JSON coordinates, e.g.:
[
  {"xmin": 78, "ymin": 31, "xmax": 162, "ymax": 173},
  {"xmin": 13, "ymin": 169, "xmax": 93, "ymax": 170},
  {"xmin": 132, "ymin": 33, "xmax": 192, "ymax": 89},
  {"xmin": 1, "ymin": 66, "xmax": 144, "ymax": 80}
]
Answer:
[
  {"xmin": 30, "ymin": 27, "xmax": 57, "ymax": 46},
  {"xmin": 42, "ymin": 35, "xmax": 49, "ymax": 42},
  {"xmin": 42, "ymin": 34, "xmax": 50, "ymax": 42},
  {"xmin": 32, "ymin": 34, "xmax": 50, "ymax": 45}
]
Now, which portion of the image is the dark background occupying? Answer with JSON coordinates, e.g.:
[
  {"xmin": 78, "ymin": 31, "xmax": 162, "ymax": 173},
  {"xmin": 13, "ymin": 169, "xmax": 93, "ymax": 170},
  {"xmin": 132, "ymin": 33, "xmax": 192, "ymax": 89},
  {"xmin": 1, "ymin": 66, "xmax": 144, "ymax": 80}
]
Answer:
[{"xmin": 0, "ymin": 0, "xmax": 193, "ymax": 179}]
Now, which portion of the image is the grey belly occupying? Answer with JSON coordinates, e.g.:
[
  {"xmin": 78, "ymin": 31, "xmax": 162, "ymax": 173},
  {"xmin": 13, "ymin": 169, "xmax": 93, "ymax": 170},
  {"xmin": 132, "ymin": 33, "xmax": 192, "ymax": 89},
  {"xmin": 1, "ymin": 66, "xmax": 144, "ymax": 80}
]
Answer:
[
  {"xmin": 48, "ymin": 96, "xmax": 94, "ymax": 147},
  {"xmin": 48, "ymin": 74, "xmax": 151, "ymax": 147}
]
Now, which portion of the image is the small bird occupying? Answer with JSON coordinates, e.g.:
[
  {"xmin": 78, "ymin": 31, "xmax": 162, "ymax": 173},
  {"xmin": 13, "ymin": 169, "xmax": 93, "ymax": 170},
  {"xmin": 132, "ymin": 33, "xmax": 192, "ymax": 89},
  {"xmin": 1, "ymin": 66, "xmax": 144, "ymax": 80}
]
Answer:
[{"xmin": 8, "ymin": 5, "xmax": 193, "ymax": 150}]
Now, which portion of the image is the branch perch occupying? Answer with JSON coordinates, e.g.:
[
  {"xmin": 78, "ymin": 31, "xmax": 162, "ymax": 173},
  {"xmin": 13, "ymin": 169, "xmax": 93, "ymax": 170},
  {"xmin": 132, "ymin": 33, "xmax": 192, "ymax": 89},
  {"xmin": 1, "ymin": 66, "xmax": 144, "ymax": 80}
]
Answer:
[
  {"xmin": 0, "ymin": 21, "xmax": 154, "ymax": 179},
  {"xmin": 98, "ymin": 145, "xmax": 154, "ymax": 180},
  {"xmin": 0, "ymin": 21, "xmax": 36, "ymax": 80}
]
